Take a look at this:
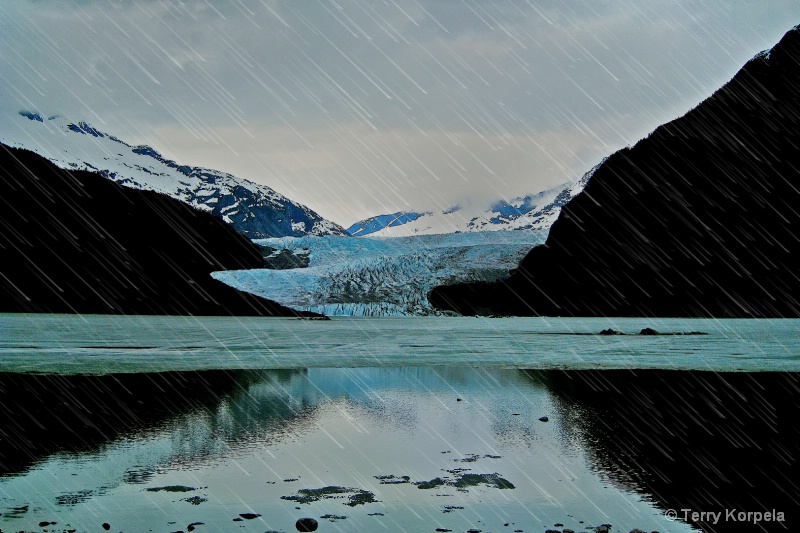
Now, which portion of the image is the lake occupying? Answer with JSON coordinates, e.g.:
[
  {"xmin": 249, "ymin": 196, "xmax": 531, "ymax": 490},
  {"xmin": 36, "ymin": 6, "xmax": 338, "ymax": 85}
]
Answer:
[
  {"xmin": 2, "ymin": 315, "xmax": 799, "ymax": 373},
  {"xmin": 0, "ymin": 315, "xmax": 798, "ymax": 532}
]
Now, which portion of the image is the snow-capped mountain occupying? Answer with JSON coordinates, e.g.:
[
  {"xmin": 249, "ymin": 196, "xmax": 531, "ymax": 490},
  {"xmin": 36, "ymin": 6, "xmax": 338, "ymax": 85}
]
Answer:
[
  {"xmin": 3, "ymin": 112, "xmax": 346, "ymax": 239},
  {"xmin": 346, "ymin": 163, "xmax": 600, "ymax": 237}
]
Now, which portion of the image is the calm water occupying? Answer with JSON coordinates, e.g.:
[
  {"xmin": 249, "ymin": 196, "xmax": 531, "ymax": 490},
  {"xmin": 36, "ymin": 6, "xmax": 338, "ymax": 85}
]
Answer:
[
  {"xmin": 0, "ymin": 367, "xmax": 700, "ymax": 533},
  {"xmin": 0, "ymin": 314, "xmax": 798, "ymax": 532},
  {"xmin": 1, "ymin": 314, "xmax": 799, "ymax": 373}
]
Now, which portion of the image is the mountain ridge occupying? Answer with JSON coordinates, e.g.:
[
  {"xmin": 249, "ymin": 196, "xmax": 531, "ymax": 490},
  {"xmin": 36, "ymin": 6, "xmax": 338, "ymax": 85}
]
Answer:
[
  {"xmin": 3, "ymin": 113, "xmax": 346, "ymax": 239},
  {"xmin": 346, "ymin": 167, "xmax": 597, "ymax": 237}
]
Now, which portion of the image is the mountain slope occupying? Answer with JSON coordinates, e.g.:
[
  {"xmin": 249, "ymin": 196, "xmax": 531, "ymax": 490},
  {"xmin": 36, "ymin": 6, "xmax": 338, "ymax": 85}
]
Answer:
[
  {"xmin": 430, "ymin": 25, "xmax": 800, "ymax": 318},
  {"xmin": 346, "ymin": 171, "xmax": 595, "ymax": 237},
  {"xmin": 2, "ymin": 113, "xmax": 346, "ymax": 239},
  {"xmin": 0, "ymin": 143, "xmax": 304, "ymax": 316}
]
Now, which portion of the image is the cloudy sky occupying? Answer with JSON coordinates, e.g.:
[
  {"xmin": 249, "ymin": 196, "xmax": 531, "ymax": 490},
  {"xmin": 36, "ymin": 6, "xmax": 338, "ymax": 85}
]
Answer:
[{"xmin": 2, "ymin": 1, "xmax": 799, "ymax": 225}]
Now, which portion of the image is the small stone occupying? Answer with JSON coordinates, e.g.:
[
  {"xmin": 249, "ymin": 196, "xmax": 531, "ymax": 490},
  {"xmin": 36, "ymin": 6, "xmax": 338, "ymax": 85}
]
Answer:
[
  {"xmin": 639, "ymin": 328, "xmax": 659, "ymax": 335},
  {"xmin": 629, "ymin": 529, "xmax": 647, "ymax": 533},
  {"xmin": 102, "ymin": 524, "xmax": 111, "ymax": 531},
  {"xmin": 239, "ymin": 513, "xmax": 261, "ymax": 520},
  {"xmin": 457, "ymin": 398, "xmax": 462, "ymax": 402},
  {"xmin": 296, "ymin": 517, "xmax": 319, "ymax": 532},
  {"xmin": 555, "ymin": 524, "xmax": 564, "ymax": 527},
  {"xmin": 599, "ymin": 328, "xmax": 622, "ymax": 335},
  {"xmin": 538, "ymin": 416, "xmax": 549, "ymax": 422}
]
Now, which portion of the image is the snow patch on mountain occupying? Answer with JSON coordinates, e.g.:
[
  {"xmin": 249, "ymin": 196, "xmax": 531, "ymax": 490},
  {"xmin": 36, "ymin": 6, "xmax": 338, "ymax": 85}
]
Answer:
[
  {"xmin": 346, "ymin": 163, "xmax": 600, "ymax": 237},
  {"xmin": 2, "ymin": 112, "xmax": 346, "ymax": 238},
  {"xmin": 212, "ymin": 231, "xmax": 546, "ymax": 316},
  {"xmin": 347, "ymin": 212, "xmax": 429, "ymax": 236}
]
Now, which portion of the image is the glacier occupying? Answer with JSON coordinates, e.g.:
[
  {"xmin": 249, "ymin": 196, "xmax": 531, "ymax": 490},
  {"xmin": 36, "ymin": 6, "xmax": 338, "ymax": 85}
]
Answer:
[{"xmin": 212, "ymin": 231, "xmax": 547, "ymax": 316}]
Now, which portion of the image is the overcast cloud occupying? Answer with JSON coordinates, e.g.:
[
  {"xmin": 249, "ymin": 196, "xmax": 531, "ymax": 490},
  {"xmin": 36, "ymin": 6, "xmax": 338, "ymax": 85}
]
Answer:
[{"xmin": 2, "ymin": 1, "xmax": 799, "ymax": 224}]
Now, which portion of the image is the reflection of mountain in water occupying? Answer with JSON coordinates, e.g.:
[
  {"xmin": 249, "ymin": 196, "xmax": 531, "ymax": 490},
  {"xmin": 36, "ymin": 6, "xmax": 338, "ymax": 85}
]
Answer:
[
  {"xmin": 0, "ymin": 367, "xmax": 548, "ymax": 478},
  {"xmin": 0, "ymin": 370, "xmax": 310, "ymax": 477},
  {"xmin": 544, "ymin": 370, "xmax": 800, "ymax": 532}
]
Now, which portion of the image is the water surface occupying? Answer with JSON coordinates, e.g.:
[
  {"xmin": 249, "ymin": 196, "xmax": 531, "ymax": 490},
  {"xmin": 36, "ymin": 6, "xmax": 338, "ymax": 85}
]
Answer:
[
  {"xmin": 0, "ymin": 367, "xmax": 697, "ymax": 533},
  {"xmin": 1, "ymin": 314, "xmax": 797, "ymax": 532},
  {"xmin": 1, "ymin": 314, "xmax": 798, "ymax": 373}
]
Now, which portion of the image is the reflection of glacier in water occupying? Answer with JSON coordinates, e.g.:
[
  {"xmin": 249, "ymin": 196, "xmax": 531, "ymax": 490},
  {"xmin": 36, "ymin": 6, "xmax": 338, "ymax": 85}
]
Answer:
[
  {"xmin": 212, "ymin": 231, "xmax": 547, "ymax": 316},
  {"xmin": 0, "ymin": 367, "xmax": 696, "ymax": 533}
]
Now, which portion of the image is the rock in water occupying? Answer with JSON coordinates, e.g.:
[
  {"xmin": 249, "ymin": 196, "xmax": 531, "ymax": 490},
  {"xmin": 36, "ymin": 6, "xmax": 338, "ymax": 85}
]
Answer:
[{"xmin": 296, "ymin": 517, "xmax": 319, "ymax": 532}]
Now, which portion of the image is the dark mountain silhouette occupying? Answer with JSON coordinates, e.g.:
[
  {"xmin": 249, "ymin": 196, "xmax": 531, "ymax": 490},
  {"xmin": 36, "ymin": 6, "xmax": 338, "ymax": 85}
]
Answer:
[
  {"xmin": 430, "ymin": 25, "xmax": 800, "ymax": 317},
  {"xmin": 0, "ymin": 143, "xmax": 301, "ymax": 315}
]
